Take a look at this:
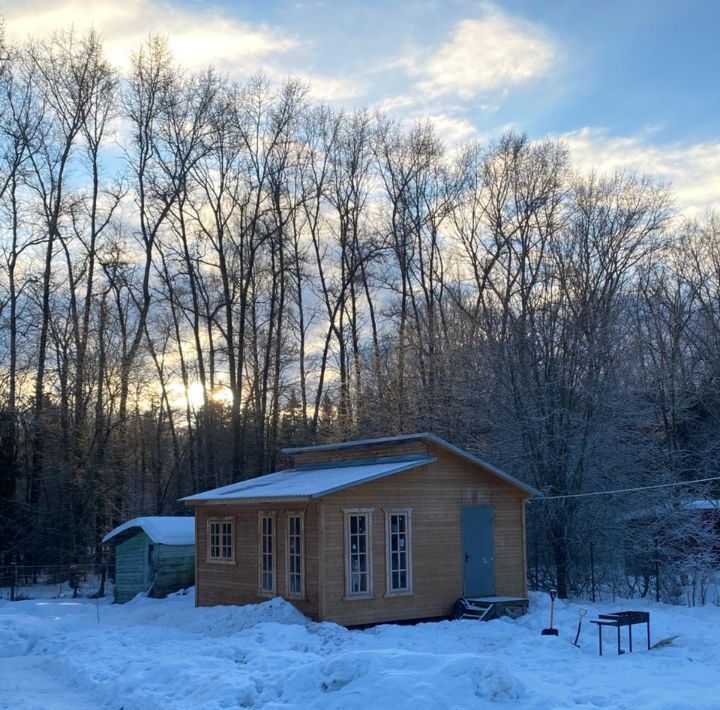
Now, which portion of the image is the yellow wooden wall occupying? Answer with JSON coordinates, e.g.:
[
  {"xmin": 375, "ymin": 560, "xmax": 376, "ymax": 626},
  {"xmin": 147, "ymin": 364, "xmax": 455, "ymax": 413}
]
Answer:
[
  {"xmin": 317, "ymin": 442, "xmax": 527, "ymax": 625},
  {"xmin": 194, "ymin": 501, "xmax": 321, "ymax": 619},
  {"xmin": 291, "ymin": 440, "xmax": 428, "ymax": 467}
]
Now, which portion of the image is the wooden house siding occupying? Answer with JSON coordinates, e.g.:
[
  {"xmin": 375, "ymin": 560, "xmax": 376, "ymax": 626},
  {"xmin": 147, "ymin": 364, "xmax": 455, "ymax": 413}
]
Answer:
[
  {"xmin": 291, "ymin": 441, "xmax": 428, "ymax": 467},
  {"xmin": 318, "ymin": 444, "xmax": 527, "ymax": 626},
  {"xmin": 195, "ymin": 502, "xmax": 321, "ymax": 619}
]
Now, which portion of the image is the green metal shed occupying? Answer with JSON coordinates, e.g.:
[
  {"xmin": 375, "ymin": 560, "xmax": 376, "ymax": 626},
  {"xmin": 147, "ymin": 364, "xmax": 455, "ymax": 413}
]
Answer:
[{"xmin": 102, "ymin": 517, "xmax": 195, "ymax": 603}]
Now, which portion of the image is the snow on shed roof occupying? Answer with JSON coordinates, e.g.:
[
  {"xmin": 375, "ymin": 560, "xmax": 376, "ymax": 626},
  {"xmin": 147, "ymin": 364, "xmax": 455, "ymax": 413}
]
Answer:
[
  {"xmin": 182, "ymin": 457, "xmax": 436, "ymax": 502},
  {"xmin": 628, "ymin": 499, "xmax": 720, "ymax": 520},
  {"xmin": 282, "ymin": 433, "xmax": 539, "ymax": 496},
  {"xmin": 102, "ymin": 516, "xmax": 195, "ymax": 545},
  {"xmin": 684, "ymin": 500, "xmax": 720, "ymax": 510}
]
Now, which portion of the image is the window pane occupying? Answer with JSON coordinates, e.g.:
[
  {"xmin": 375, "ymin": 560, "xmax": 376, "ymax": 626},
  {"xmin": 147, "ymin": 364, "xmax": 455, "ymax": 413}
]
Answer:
[
  {"xmin": 288, "ymin": 515, "xmax": 303, "ymax": 596},
  {"xmin": 210, "ymin": 521, "xmax": 232, "ymax": 560},
  {"xmin": 347, "ymin": 514, "xmax": 370, "ymax": 595},
  {"xmin": 261, "ymin": 516, "xmax": 274, "ymax": 592},
  {"xmin": 388, "ymin": 513, "xmax": 409, "ymax": 591}
]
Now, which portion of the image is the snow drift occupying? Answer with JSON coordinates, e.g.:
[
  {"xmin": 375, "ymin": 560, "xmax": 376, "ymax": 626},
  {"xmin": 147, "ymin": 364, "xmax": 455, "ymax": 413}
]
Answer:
[{"xmin": 1, "ymin": 590, "xmax": 720, "ymax": 709}]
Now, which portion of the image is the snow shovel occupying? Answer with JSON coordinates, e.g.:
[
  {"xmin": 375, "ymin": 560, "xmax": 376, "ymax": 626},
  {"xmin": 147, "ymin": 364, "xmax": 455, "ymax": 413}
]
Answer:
[
  {"xmin": 541, "ymin": 589, "xmax": 559, "ymax": 636},
  {"xmin": 571, "ymin": 608, "xmax": 587, "ymax": 647}
]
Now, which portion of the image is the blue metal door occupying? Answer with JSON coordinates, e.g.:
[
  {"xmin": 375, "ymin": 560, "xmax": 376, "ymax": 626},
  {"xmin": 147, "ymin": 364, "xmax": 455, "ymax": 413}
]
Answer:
[{"xmin": 461, "ymin": 506, "xmax": 495, "ymax": 596}]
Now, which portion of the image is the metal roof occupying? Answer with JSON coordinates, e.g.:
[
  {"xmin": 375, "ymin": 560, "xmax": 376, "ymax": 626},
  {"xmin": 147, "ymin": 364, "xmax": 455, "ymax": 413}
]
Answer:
[
  {"xmin": 102, "ymin": 516, "xmax": 195, "ymax": 545},
  {"xmin": 182, "ymin": 457, "xmax": 437, "ymax": 502},
  {"xmin": 282, "ymin": 432, "xmax": 539, "ymax": 496}
]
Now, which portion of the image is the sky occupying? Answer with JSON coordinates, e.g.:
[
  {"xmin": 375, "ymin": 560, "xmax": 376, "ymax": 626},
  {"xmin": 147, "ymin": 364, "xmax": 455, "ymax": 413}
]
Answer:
[{"xmin": 3, "ymin": 0, "xmax": 720, "ymax": 214}]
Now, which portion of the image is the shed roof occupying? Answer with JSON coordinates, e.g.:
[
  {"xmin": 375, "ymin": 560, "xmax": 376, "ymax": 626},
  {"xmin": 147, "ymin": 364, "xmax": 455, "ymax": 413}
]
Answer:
[
  {"xmin": 182, "ymin": 457, "xmax": 436, "ymax": 502},
  {"xmin": 102, "ymin": 516, "xmax": 195, "ymax": 545},
  {"xmin": 683, "ymin": 499, "xmax": 720, "ymax": 511},
  {"xmin": 282, "ymin": 433, "xmax": 539, "ymax": 496},
  {"xmin": 627, "ymin": 499, "xmax": 720, "ymax": 521}
]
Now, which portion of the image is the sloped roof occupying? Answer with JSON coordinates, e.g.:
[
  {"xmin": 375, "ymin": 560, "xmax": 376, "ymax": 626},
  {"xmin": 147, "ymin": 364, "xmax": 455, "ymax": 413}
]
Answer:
[
  {"xmin": 627, "ymin": 499, "xmax": 720, "ymax": 521},
  {"xmin": 684, "ymin": 499, "xmax": 720, "ymax": 511},
  {"xmin": 182, "ymin": 457, "xmax": 436, "ymax": 502},
  {"xmin": 102, "ymin": 516, "xmax": 195, "ymax": 545},
  {"xmin": 282, "ymin": 433, "xmax": 539, "ymax": 496}
]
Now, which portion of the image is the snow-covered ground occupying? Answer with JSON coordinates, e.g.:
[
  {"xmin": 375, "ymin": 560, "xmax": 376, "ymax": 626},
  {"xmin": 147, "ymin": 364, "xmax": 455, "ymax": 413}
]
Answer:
[{"xmin": 1, "ymin": 591, "xmax": 719, "ymax": 709}]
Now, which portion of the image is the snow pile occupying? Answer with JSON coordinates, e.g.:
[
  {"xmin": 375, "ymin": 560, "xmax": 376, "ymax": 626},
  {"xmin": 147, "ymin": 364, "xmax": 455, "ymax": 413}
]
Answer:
[{"xmin": 2, "ymin": 591, "xmax": 720, "ymax": 709}]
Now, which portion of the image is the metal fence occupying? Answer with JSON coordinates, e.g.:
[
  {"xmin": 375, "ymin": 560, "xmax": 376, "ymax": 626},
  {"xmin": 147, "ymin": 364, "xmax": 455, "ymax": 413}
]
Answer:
[{"xmin": 0, "ymin": 563, "xmax": 108, "ymax": 601}]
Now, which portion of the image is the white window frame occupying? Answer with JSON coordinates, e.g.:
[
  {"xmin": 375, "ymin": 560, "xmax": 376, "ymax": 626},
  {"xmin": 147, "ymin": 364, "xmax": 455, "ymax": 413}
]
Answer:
[
  {"xmin": 384, "ymin": 508, "xmax": 413, "ymax": 596},
  {"xmin": 207, "ymin": 516, "xmax": 235, "ymax": 564},
  {"xmin": 343, "ymin": 508, "xmax": 374, "ymax": 600},
  {"xmin": 286, "ymin": 511, "xmax": 305, "ymax": 599},
  {"xmin": 258, "ymin": 511, "xmax": 276, "ymax": 596}
]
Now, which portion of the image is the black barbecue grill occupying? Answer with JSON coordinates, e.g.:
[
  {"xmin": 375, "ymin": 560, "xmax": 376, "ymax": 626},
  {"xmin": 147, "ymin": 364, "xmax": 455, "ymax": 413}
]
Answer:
[{"xmin": 590, "ymin": 610, "xmax": 650, "ymax": 656}]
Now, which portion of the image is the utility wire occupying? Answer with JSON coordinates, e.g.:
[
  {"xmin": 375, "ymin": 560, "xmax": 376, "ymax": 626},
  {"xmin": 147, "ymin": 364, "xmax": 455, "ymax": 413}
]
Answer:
[{"xmin": 529, "ymin": 475, "xmax": 720, "ymax": 501}]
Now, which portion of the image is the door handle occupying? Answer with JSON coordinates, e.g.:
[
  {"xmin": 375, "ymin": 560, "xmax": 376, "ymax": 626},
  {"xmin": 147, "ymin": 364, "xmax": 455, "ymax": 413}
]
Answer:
[{"xmin": 465, "ymin": 553, "xmax": 471, "ymax": 562}]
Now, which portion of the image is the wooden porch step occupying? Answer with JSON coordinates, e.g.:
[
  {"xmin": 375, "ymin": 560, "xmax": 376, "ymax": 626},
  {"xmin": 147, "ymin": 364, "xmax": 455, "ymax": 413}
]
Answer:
[{"xmin": 452, "ymin": 596, "xmax": 529, "ymax": 621}]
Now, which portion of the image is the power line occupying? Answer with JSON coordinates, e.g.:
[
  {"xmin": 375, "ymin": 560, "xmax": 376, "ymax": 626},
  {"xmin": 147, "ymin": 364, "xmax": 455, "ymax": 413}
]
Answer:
[{"xmin": 529, "ymin": 475, "xmax": 720, "ymax": 501}]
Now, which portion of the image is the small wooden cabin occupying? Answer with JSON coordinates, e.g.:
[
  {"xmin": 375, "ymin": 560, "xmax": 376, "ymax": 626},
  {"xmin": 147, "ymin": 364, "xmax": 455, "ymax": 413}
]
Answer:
[
  {"xmin": 183, "ymin": 433, "xmax": 538, "ymax": 626},
  {"xmin": 102, "ymin": 517, "xmax": 195, "ymax": 603}
]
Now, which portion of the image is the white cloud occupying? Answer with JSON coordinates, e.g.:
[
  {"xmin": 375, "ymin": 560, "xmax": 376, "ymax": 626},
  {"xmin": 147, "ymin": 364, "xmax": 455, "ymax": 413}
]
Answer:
[
  {"xmin": 4, "ymin": 0, "xmax": 367, "ymax": 103},
  {"xmin": 303, "ymin": 74, "xmax": 366, "ymax": 103},
  {"xmin": 374, "ymin": 94, "xmax": 420, "ymax": 113},
  {"xmin": 4, "ymin": 0, "xmax": 298, "ymax": 72},
  {"xmin": 561, "ymin": 127, "xmax": 720, "ymax": 215},
  {"xmin": 424, "ymin": 113, "xmax": 478, "ymax": 145},
  {"xmin": 411, "ymin": 12, "xmax": 556, "ymax": 99},
  {"xmin": 266, "ymin": 69, "xmax": 366, "ymax": 103}
]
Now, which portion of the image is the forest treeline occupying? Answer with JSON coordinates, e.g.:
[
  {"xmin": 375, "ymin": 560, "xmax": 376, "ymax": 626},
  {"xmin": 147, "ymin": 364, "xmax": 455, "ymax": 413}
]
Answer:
[{"xmin": 1, "ymin": 29, "xmax": 719, "ymax": 599}]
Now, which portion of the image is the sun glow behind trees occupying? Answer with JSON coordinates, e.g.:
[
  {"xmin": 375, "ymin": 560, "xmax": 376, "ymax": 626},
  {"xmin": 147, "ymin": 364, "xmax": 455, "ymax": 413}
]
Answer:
[{"xmin": 172, "ymin": 382, "xmax": 233, "ymax": 410}]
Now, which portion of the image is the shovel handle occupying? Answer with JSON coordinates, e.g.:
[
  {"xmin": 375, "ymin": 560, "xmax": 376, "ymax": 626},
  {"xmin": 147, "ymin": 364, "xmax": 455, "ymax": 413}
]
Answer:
[{"xmin": 549, "ymin": 589, "xmax": 558, "ymax": 628}]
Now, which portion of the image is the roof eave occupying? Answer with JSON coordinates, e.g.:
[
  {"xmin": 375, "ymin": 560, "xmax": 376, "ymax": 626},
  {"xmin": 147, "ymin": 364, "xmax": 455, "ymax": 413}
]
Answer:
[
  {"xmin": 308, "ymin": 456, "xmax": 436, "ymax": 497},
  {"xmin": 183, "ymin": 495, "xmax": 313, "ymax": 505},
  {"xmin": 281, "ymin": 432, "xmax": 433, "ymax": 455},
  {"xmin": 180, "ymin": 457, "xmax": 437, "ymax": 503}
]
